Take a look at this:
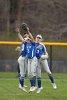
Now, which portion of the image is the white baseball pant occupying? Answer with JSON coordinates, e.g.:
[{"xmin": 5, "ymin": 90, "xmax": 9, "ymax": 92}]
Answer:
[
  {"xmin": 37, "ymin": 59, "xmax": 51, "ymax": 77},
  {"xmin": 28, "ymin": 57, "xmax": 37, "ymax": 78},
  {"xmin": 18, "ymin": 56, "xmax": 27, "ymax": 77}
]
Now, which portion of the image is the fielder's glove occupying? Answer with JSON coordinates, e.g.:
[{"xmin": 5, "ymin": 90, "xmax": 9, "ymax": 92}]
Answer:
[
  {"xmin": 15, "ymin": 46, "xmax": 21, "ymax": 52},
  {"xmin": 40, "ymin": 53, "xmax": 49, "ymax": 60},
  {"xmin": 21, "ymin": 23, "xmax": 29, "ymax": 31}
]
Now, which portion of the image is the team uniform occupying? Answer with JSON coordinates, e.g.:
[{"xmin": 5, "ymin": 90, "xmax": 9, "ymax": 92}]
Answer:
[
  {"xmin": 36, "ymin": 42, "xmax": 57, "ymax": 93},
  {"xmin": 36, "ymin": 43, "xmax": 51, "ymax": 77},
  {"xmin": 26, "ymin": 41, "xmax": 37, "ymax": 91},
  {"xmin": 18, "ymin": 42, "xmax": 28, "ymax": 92},
  {"xmin": 15, "ymin": 45, "xmax": 27, "ymax": 78}
]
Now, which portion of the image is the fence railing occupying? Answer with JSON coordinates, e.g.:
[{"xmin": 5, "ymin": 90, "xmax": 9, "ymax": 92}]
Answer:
[{"xmin": 0, "ymin": 41, "xmax": 67, "ymax": 46}]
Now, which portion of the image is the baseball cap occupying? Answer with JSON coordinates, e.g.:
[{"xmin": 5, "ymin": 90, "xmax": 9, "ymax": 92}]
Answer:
[
  {"xmin": 24, "ymin": 37, "xmax": 32, "ymax": 41},
  {"xmin": 36, "ymin": 35, "xmax": 42, "ymax": 39},
  {"xmin": 24, "ymin": 37, "xmax": 28, "ymax": 40}
]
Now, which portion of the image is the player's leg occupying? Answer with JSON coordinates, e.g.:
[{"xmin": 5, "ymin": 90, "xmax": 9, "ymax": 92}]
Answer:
[
  {"xmin": 36, "ymin": 59, "xmax": 43, "ymax": 93},
  {"xmin": 41, "ymin": 60, "xmax": 57, "ymax": 89},
  {"xmin": 18, "ymin": 56, "xmax": 27, "ymax": 92},
  {"xmin": 23, "ymin": 57, "xmax": 28, "ymax": 88},
  {"xmin": 24, "ymin": 57, "xmax": 28, "ymax": 77},
  {"xmin": 37, "ymin": 60, "xmax": 42, "ymax": 88},
  {"xmin": 28, "ymin": 59, "xmax": 34, "ymax": 89},
  {"xmin": 18, "ymin": 56, "xmax": 25, "ymax": 87},
  {"xmin": 31, "ymin": 57, "xmax": 37, "ymax": 87},
  {"xmin": 28, "ymin": 57, "xmax": 37, "ymax": 92},
  {"xmin": 41, "ymin": 60, "xmax": 54, "ymax": 83},
  {"xmin": 17, "ymin": 63, "xmax": 20, "ymax": 77}
]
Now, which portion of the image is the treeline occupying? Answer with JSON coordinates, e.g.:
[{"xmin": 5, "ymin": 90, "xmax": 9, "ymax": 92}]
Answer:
[{"xmin": 0, "ymin": 0, "xmax": 67, "ymax": 41}]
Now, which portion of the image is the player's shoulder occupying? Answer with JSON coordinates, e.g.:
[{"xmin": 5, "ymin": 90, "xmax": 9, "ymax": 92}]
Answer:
[
  {"xmin": 22, "ymin": 41, "xmax": 27, "ymax": 44},
  {"xmin": 40, "ymin": 43, "xmax": 46, "ymax": 49},
  {"xmin": 40, "ymin": 43, "xmax": 45, "ymax": 46}
]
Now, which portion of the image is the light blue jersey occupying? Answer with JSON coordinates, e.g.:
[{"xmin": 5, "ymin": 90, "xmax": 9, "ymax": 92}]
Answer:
[
  {"xmin": 36, "ymin": 43, "xmax": 46, "ymax": 59},
  {"xmin": 21, "ymin": 42, "xmax": 27, "ymax": 57},
  {"xmin": 26, "ymin": 42, "xmax": 36, "ymax": 59}
]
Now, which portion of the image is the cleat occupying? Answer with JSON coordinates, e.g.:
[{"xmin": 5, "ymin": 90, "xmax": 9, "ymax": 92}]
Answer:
[
  {"xmin": 29, "ymin": 86, "xmax": 37, "ymax": 92},
  {"xmin": 19, "ymin": 84, "xmax": 27, "ymax": 88},
  {"xmin": 40, "ymin": 86, "xmax": 43, "ymax": 90},
  {"xmin": 19, "ymin": 84, "xmax": 21, "ymax": 87},
  {"xmin": 32, "ymin": 86, "xmax": 37, "ymax": 91},
  {"xmin": 36, "ymin": 87, "xmax": 43, "ymax": 93},
  {"xmin": 52, "ymin": 83, "xmax": 57, "ymax": 89},
  {"xmin": 29, "ymin": 87, "xmax": 33, "ymax": 92},
  {"xmin": 19, "ymin": 84, "xmax": 27, "ymax": 92}
]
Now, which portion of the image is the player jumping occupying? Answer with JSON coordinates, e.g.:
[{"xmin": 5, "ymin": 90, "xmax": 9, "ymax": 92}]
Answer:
[
  {"xmin": 35, "ymin": 34, "xmax": 57, "ymax": 93},
  {"xmin": 16, "ymin": 27, "xmax": 28, "ymax": 92}
]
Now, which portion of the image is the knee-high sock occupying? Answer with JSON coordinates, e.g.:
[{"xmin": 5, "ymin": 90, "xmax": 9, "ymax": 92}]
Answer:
[
  {"xmin": 37, "ymin": 77, "xmax": 41, "ymax": 88},
  {"xmin": 30, "ymin": 79, "xmax": 33, "ymax": 87},
  {"xmin": 48, "ymin": 74, "xmax": 54, "ymax": 83},
  {"xmin": 30, "ymin": 76, "xmax": 36, "ymax": 87},
  {"xmin": 32, "ymin": 76, "xmax": 36, "ymax": 87},
  {"xmin": 19, "ymin": 77, "xmax": 24, "ymax": 87}
]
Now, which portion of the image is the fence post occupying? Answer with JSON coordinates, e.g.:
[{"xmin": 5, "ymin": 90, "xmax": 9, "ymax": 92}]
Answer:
[{"xmin": 50, "ymin": 46, "xmax": 52, "ymax": 72}]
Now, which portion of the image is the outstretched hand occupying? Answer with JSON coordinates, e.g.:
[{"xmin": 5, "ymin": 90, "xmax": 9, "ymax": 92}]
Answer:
[{"xmin": 15, "ymin": 28, "xmax": 20, "ymax": 33}]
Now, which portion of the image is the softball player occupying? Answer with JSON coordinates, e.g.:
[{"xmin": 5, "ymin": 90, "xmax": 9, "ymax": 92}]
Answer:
[
  {"xmin": 36, "ymin": 35, "xmax": 57, "ymax": 93},
  {"xmin": 15, "ymin": 32, "xmax": 29, "ymax": 78},
  {"xmin": 15, "ymin": 46, "xmax": 27, "ymax": 87},
  {"xmin": 16, "ymin": 28, "xmax": 28, "ymax": 92},
  {"xmin": 26, "ymin": 31, "xmax": 37, "ymax": 92}
]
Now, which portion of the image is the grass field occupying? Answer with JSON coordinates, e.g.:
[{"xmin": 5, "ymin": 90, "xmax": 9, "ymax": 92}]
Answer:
[{"xmin": 0, "ymin": 72, "xmax": 67, "ymax": 100}]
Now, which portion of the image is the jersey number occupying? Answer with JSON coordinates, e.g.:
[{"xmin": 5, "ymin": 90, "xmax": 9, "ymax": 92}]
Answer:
[{"xmin": 37, "ymin": 50, "xmax": 39, "ymax": 53}]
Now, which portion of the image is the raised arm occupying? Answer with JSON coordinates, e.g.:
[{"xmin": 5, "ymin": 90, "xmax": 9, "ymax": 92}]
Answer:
[
  {"xmin": 15, "ymin": 28, "xmax": 24, "ymax": 42},
  {"xmin": 27, "ymin": 30, "xmax": 34, "ymax": 42},
  {"xmin": 21, "ymin": 23, "xmax": 35, "ymax": 42}
]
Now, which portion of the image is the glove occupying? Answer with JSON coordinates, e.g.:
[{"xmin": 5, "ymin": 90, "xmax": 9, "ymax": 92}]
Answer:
[
  {"xmin": 40, "ymin": 53, "xmax": 48, "ymax": 60},
  {"xmin": 21, "ymin": 23, "xmax": 29, "ymax": 31},
  {"xmin": 15, "ymin": 46, "xmax": 21, "ymax": 52}
]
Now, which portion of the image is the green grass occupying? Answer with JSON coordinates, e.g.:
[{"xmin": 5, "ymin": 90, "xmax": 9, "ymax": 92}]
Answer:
[
  {"xmin": 0, "ymin": 72, "xmax": 17, "ymax": 78},
  {"xmin": 0, "ymin": 72, "xmax": 67, "ymax": 100},
  {"xmin": 0, "ymin": 72, "xmax": 67, "ymax": 79}
]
